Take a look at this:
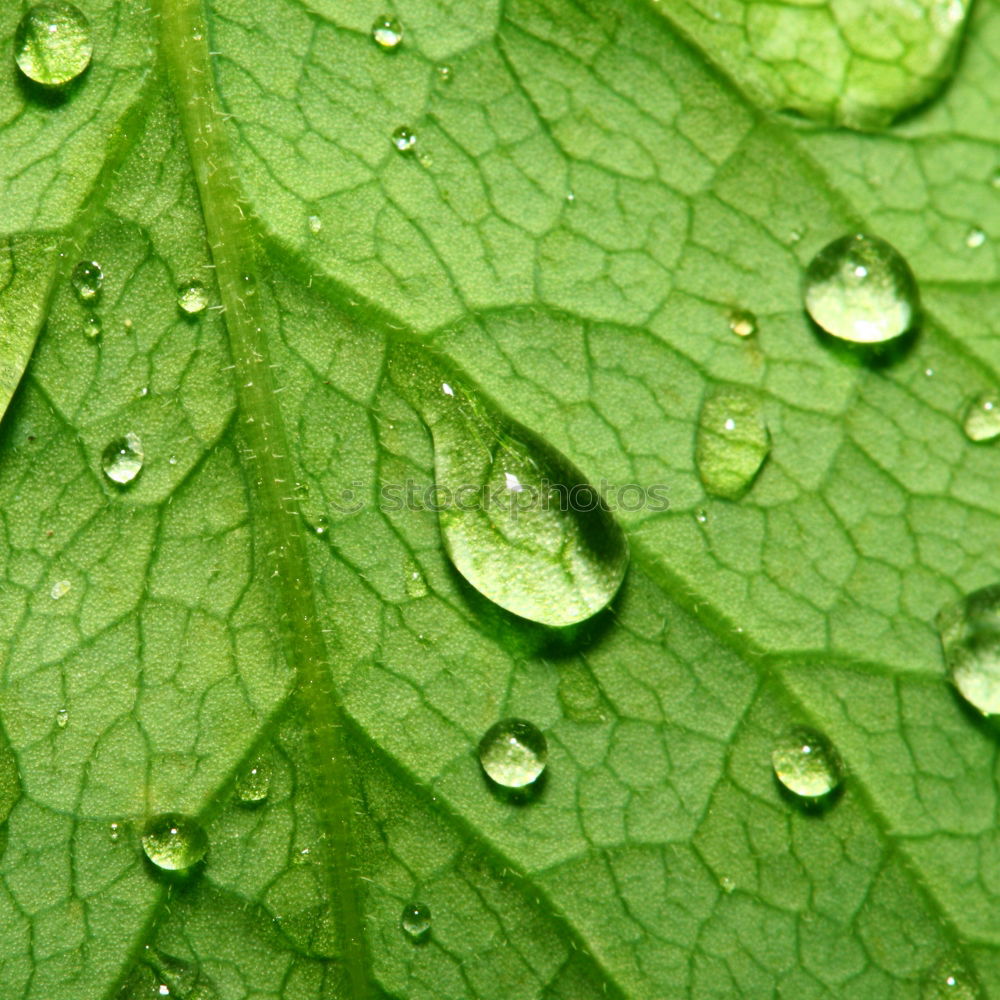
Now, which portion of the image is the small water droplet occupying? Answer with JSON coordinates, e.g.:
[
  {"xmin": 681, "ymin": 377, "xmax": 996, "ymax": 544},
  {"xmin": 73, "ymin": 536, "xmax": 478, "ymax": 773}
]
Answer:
[
  {"xmin": 388, "ymin": 346, "xmax": 628, "ymax": 626},
  {"xmin": 771, "ymin": 728, "xmax": 843, "ymax": 800},
  {"xmin": 720, "ymin": 876, "xmax": 736, "ymax": 894},
  {"xmin": 436, "ymin": 64, "xmax": 452, "ymax": 83},
  {"xmin": 961, "ymin": 392, "xmax": 1000, "ymax": 443},
  {"xmin": 372, "ymin": 14, "xmax": 402, "ymax": 50},
  {"xmin": 14, "ymin": 2, "xmax": 92, "ymax": 86},
  {"xmin": 71, "ymin": 260, "xmax": 103, "ymax": 303},
  {"xmin": 728, "ymin": 309, "xmax": 757, "ymax": 338},
  {"xmin": 312, "ymin": 514, "xmax": 329, "ymax": 536},
  {"xmin": 694, "ymin": 508, "xmax": 708, "ymax": 524},
  {"xmin": 177, "ymin": 281, "xmax": 208, "ymax": 315},
  {"xmin": 55, "ymin": 707, "xmax": 68, "ymax": 728},
  {"xmin": 803, "ymin": 234, "xmax": 919, "ymax": 345},
  {"xmin": 240, "ymin": 273, "xmax": 256, "ymax": 295},
  {"xmin": 109, "ymin": 821, "xmax": 120, "ymax": 843},
  {"xmin": 141, "ymin": 813, "xmax": 208, "ymax": 871},
  {"xmin": 83, "ymin": 314, "xmax": 101, "ymax": 340},
  {"xmin": 938, "ymin": 584, "xmax": 1000, "ymax": 715},
  {"xmin": 400, "ymin": 901, "xmax": 431, "ymax": 941},
  {"xmin": 391, "ymin": 126, "xmax": 417, "ymax": 153},
  {"xmin": 234, "ymin": 752, "xmax": 272, "ymax": 803},
  {"xmin": 695, "ymin": 387, "xmax": 770, "ymax": 500},
  {"xmin": 102, "ymin": 432, "xmax": 144, "ymax": 486},
  {"xmin": 922, "ymin": 956, "xmax": 980, "ymax": 999},
  {"xmin": 50, "ymin": 579, "xmax": 71, "ymax": 600},
  {"xmin": 307, "ymin": 214, "xmax": 322, "ymax": 234},
  {"xmin": 965, "ymin": 227, "xmax": 986, "ymax": 249},
  {"xmin": 479, "ymin": 719, "xmax": 547, "ymax": 789}
]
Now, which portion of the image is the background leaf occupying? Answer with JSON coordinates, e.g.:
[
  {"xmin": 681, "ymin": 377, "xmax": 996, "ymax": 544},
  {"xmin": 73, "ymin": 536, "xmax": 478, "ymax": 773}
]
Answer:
[{"xmin": 0, "ymin": 0, "xmax": 998, "ymax": 998}]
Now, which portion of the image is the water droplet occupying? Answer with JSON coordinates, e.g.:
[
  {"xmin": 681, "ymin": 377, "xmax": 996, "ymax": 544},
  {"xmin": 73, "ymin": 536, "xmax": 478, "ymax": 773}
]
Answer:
[
  {"xmin": 937, "ymin": 584, "xmax": 1000, "ymax": 715},
  {"xmin": 436, "ymin": 64, "xmax": 452, "ymax": 83},
  {"xmin": 83, "ymin": 315, "xmax": 101, "ymax": 340},
  {"xmin": 50, "ymin": 579, "xmax": 71, "ymax": 600},
  {"xmin": 371, "ymin": 14, "xmax": 402, "ymax": 50},
  {"xmin": 388, "ymin": 346, "xmax": 629, "ymax": 627},
  {"xmin": 307, "ymin": 214, "xmax": 322, "ymax": 234},
  {"xmin": 14, "ymin": 2, "xmax": 92, "ymax": 86},
  {"xmin": 965, "ymin": 227, "xmax": 986, "ymax": 249},
  {"xmin": 961, "ymin": 392, "xmax": 1000, "ymax": 443},
  {"xmin": 803, "ymin": 234, "xmax": 919, "ymax": 344},
  {"xmin": 695, "ymin": 387, "xmax": 770, "ymax": 500},
  {"xmin": 694, "ymin": 508, "xmax": 708, "ymax": 524},
  {"xmin": 141, "ymin": 813, "xmax": 208, "ymax": 871},
  {"xmin": 991, "ymin": 167, "xmax": 1000, "ymax": 191},
  {"xmin": 102, "ymin": 432, "xmax": 144, "ymax": 486},
  {"xmin": 177, "ymin": 281, "xmax": 208, "ymax": 315},
  {"xmin": 771, "ymin": 728, "xmax": 843, "ymax": 800},
  {"xmin": 71, "ymin": 260, "xmax": 103, "ymax": 303},
  {"xmin": 922, "ymin": 956, "xmax": 980, "ymax": 999},
  {"xmin": 720, "ymin": 876, "xmax": 736, "ymax": 894},
  {"xmin": 109, "ymin": 821, "xmax": 120, "ymax": 843},
  {"xmin": 234, "ymin": 753, "xmax": 272, "ymax": 804},
  {"xmin": 55, "ymin": 707, "xmax": 68, "ymax": 728},
  {"xmin": 728, "ymin": 309, "xmax": 757, "ymax": 338},
  {"xmin": 400, "ymin": 901, "xmax": 431, "ymax": 941},
  {"xmin": 479, "ymin": 718, "xmax": 547, "ymax": 789},
  {"xmin": 391, "ymin": 126, "xmax": 417, "ymax": 153}
]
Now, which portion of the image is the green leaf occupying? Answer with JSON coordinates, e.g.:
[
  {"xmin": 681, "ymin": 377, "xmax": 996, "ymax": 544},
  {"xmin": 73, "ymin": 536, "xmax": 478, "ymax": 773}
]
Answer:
[{"xmin": 0, "ymin": 0, "xmax": 998, "ymax": 998}]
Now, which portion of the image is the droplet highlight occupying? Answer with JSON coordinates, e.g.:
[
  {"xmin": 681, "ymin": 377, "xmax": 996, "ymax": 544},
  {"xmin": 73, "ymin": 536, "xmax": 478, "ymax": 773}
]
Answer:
[
  {"xmin": 14, "ymin": 2, "xmax": 92, "ymax": 86},
  {"xmin": 771, "ymin": 728, "xmax": 843, "ymax": 800},
  {"xmin": 177, "ymin": 282, "xmax": 208, "ymax": 315},
  {"xmin": 55, "ymin": 707, "xmax": 69, "ymax": 728},
  {"xmin": 938, "ymin": 584, "xmax": 1000, "ymax": 715},
  {"xmin": 234, "ymin": 753, "xmax": 272, "ymax": 804},
  {"xmin": 307, "ymin": 214, "xmax": 323, "ymax": 234},
  {"xmin": 803, "ymin": 233, "xmax": 919, "ymax": 345},
  {"xmin": 695, "ymin": 387, "xmax": 770, "ymax": 500},
  {"xmin": 50, "ymin": 579, "xmax": 71, "ymax": 600},
  {"xmin": 371, "ymin": 14, "xmax": 402, "ymax": 50},
  {"xmin": 962, "ymin": 392, "xmax": 1000, "ymax": 443},
  {"xmin": 83, "ymin": 315, "xmax": 101, "ymax": 340},
  {"xmin": 479, "ymin": 718, "xmax": 547, "ymax": 789},
  {"xmin": 400, "ymin": 901, "xmax": 431, "ymax": 941},
  {"xmin": 922, "ymin": 955, "xmax": 981, "ymax": 999},
  {"xmin": 965, "ymin": 227, "xmax": 986, "ymax": 250},
  {"xmin": 728, "ymin": 309, "xmax": 757, "ymax": 338},
  {"xmin": 388, "ymin": 345, "xmax": 629, "ymax": 627},
  {"xmin": 71, "ymin": 260, "xmax": 103, "ymax": 303},
  {"xmin": 102, "ymin": 432, "xmax": 144, "ymax": 486},
  {"xmin": 391, "ymin": 126, "xmax": 417, "ymax": 153},
  {"xmin": 141, "ymin": 813, "xmax": 208, "ymax": 872}
]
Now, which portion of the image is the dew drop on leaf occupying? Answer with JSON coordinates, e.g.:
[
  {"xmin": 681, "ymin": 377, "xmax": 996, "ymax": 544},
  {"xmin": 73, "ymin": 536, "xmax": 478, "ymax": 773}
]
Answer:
[
  {"xmin": 55, "ymin": 707, "xmax": 68, "ymax": 728},
  {"xmin": 771, "ymin": 727, "xmax": 842, "ymax": 800},
  {"xmin": 141, "ymin": 813, "xmax": 208, "ymax": 871},
  {"xmin": 803, "ymin": 233, "xmax": 919, "ymax": 345},
  {"xmin": 234, "ymin": 752, "xmax": 272, "ymax": 803},
  {"xmin": 177, "ymin": 281, "xmax": 208, "ymax": 315},
  {"xmin": 102, "ymin": 432, "xmax": 144, "ymax": 486},
  {"xmin": 436, "ymin": 64, "xmax": 452, "ymax": 83},
  {"xmin": 728, "ymin": 309, "xmax": 757, "ymax": 338},
  {"xmin": 400, "ymin": 901, "xmax": 431, "ymax": 941},
  {"xmin": 922, "ymin": 955, "xmax": 981, "ymax": 999},
  {"xmin": 109, "ymin": 821, "xmax": 120, "ymax": 843},
  {"xmin": 307, "ymin": 214, "xmax": 322, "ymax": 234},
  {"xmin": 83, "ymin": 314, "xmax": 101, "ymax": 340},
  {"xmin": 479, "ymin": 718, "xmax": 547, "ymax": 789},
  {"xmin": 14, "ymin": 2, "xmax": 92, "ymax": 86},
  {"xmin": 50, "ymin": 579, "xmax": 71, "ymax": 600},
  {"xmin": 965, "ymin": 227, "xmax": 986, "ymax": 249},
  {"xmin": 388, "ymin": 347, "xmax": 629, "ymax": 626},
  {"xmin": 937, "ymin": 584, "xmax": 1000, "ymax": 715},
  {"xmin": 371, "ymin": 14, "xmax": 402, "ymax": 50},
  {"xmin": 71, "ymin": 260, "xmax": 103, "ymax": 303},
  {"xmin": 391, "ymin": 126, "xmax": 417, "ymax": 153},
  {"xmin": 695, "ymin": 387, "xmax": 770, "ymax": 500},
  {"xmin": 961, "ymin": 392, "xmax": 1000, "ymax": 443}
]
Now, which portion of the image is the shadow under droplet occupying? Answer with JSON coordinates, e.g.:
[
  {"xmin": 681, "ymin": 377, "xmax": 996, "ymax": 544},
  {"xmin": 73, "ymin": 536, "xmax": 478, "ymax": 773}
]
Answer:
[
  {"xmin": 807, "ymin": 314, "xmax": 920, "ymax": 369},
  {"xmin": 15, "ymin": 64, "xmax": 90, "ymax": 107},
  {"xmin": 773, "ymin": 772, "xmax": 844, "ymax": 816},
  {"xmin": 480, "ymin": 764, "xmax": 548, "ymax": 806}
]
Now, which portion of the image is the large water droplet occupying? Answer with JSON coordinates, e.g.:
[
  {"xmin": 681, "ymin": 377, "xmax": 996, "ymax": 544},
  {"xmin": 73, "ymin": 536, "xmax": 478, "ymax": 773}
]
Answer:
[
  {"xmin": 71, "ymin": 260, "xmax": 103, "ymax": 303},
  {"xmin": 177, "ymin": 282, "xmax": 208, "ymax": 315},
  {"xmin": 102, "ymin": 432, "xmax": 144, "ymax": 486},
  {"xmin": 771, "ymin": 728, "xmax": 842, "ymax": 800},
  {"xmin": 388, "ymin": 346, "xmax": 628, "ymax": 627},
  {"xmin": 400, "ymin": 901, "xmax": 431, "ymax": 941},
  {"xmin": 391, "ymin": 126, "xmax": 417, "ymax": 153},
  {"xmin": 696, "ymin": 387, "xmax": 770, "ymax": 500},
  {"xmin": 479, "ymin": 719, "xmax": 547, "ymax": 789},
  {"xmin": 14, "ymin": 2, "xmax": 92, "ymax": 86},
  {"xmin": 371, "ymin": 14, "xmax": 402, "ymax": 50},
  {"xmin": 962, "ymin": 392, "xmax": 1000, "ymax": 443},
  {"xmin": 937, "ymin": 584, "xmax": 1000, "ymax": 715},
  {"xmin": 803, "ymin": 234, "xmax": 919, "ymax": 345},
  {"xmin": 234, "ymin": 752, "xmax": 272, "ymax": 804},
  {"xmin": 141, "ymin": 813, "xmax": 208, "ymax": 871}
]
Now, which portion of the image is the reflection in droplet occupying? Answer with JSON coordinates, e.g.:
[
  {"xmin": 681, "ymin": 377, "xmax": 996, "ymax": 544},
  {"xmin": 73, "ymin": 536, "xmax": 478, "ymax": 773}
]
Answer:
[
  {"xmin": 962, "ymin": 392, "xmax": 1000, "ymax": 443},
  {"xmin": 479, "ymin": 718, "xmax": 547, "ymax": 789},
  {"xmin": 141, "ymin": 813, "xmax": 208, "ymax": 871},
  {"xmin": 391, "ymin": 126, "xmax": 417, "ymax": 153},
  {"xmin": 696, "ymin": 387, "xmax": 770, "ymax": 500},
  {"xmin": 804, "ymin": 234, "xmax": 919, "ymax": 345},
  {"xmin": 14, "ymin": 2, "xmax": 92, "ymax": 86},
  {"xmin": 400, "ymin": 901, "xmax": 431, "ymax": 941},
  {"xmin": 965, "ymin": 227, "xmax": 986, "ymax": 250},
  {"xmin": 728, "ymin": 309, "xmax": 757, "ymax": 338},
  {"xmin": 71, "ymin": 260, "xmax": 103, "ymax": 303},
  {"xmin": 771, "ymin": 728, "xmax": 842, "ymax": 801},
  {"xmin": 371, "ymin": 14, "xmax": 402, "ymax": 50},
  {"xmin": 938, "ymin": 584, "xmax": 1000, "ymax": 715},
  {"xmin": 177, "ymin": 282, "xmax": 208, "ymax": 315},
  {"xmin": 234, "ymin": 753, "xmax": 272, "ymax": 804},
  {"xmin": 101, "ymin": 432, "xmax": 144, "ymax": 486}
]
